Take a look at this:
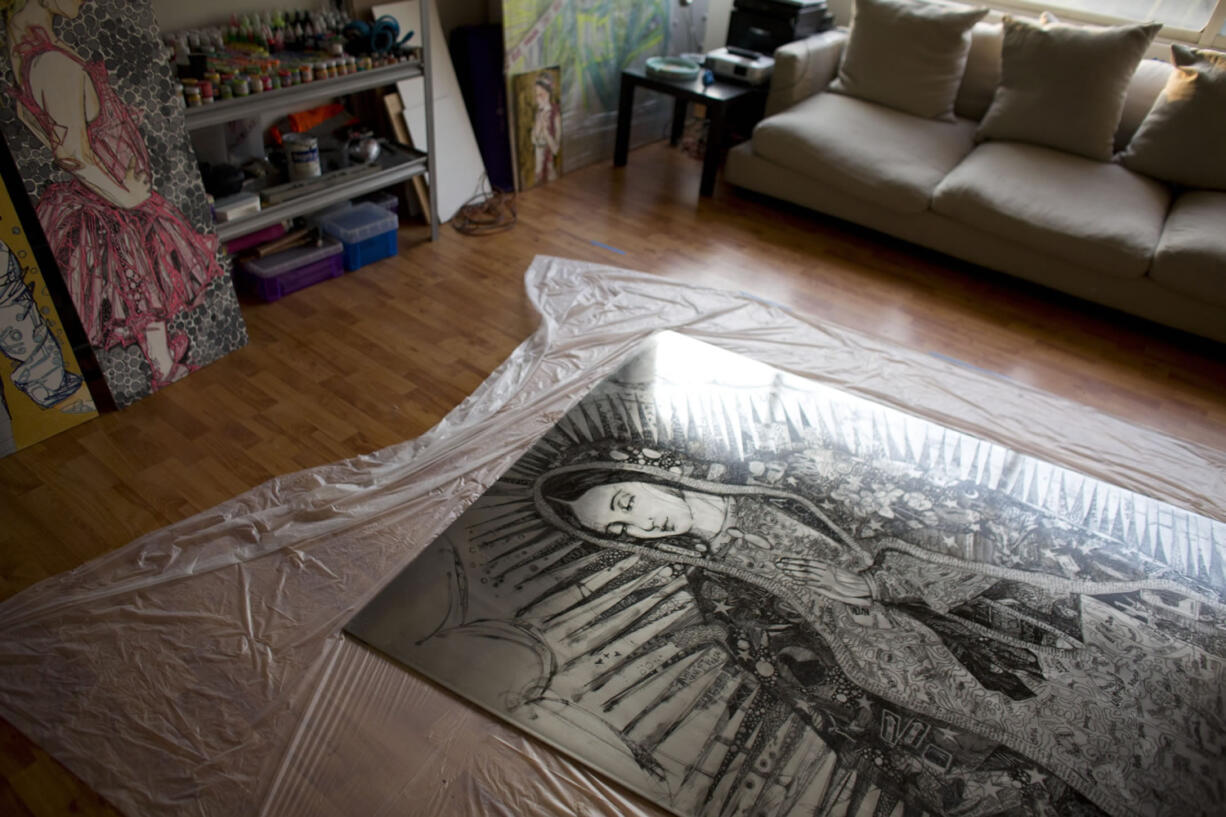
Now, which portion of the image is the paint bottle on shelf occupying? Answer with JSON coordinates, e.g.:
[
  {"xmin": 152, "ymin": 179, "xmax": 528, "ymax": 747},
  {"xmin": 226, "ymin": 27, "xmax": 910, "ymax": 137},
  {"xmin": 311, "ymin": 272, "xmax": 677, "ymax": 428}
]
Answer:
[{"xmin": 284, "ymin": 134, "xmax": 321, "ymax": 181}]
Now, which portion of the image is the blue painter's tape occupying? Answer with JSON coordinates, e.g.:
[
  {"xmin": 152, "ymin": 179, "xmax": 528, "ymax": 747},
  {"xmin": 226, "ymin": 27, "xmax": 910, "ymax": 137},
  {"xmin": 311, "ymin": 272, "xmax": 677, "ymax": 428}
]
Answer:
[
  {"xmin": 591, "ymin": 240, "xmax": 626, "ymax": 255},
  {"xmin": 928, "ymin": 352, "xmax": 1012, "ymax": 382}
]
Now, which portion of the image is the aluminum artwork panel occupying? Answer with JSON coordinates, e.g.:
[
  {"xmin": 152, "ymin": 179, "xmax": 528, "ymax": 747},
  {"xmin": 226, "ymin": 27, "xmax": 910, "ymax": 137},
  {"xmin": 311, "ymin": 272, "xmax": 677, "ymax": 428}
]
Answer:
[{"xmin": 347, "ymin": 332, "xmax": 1226, "ymax": 817}]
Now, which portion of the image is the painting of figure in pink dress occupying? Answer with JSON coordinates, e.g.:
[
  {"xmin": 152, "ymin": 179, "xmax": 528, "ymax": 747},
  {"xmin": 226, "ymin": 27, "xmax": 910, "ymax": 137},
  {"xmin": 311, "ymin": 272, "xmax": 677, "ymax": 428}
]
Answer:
[{"xmin": 2, "ymin": 0, "xmax": 246, "ymax": 407}]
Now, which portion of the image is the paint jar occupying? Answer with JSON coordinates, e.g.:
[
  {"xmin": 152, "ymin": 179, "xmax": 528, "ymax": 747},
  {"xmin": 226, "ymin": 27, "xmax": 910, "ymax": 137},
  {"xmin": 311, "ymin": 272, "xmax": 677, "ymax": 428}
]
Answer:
[
  {"xmin": 314, "ymin": 62, "xmax": 328, "ymax": 82},
  {"xmin": 262, "ymin": 74, "xmax": 273, "ymax": 92},
  {"xmin": 279, "ymin": 69, "xmax": 294, "ymax": 88},
  {"xmin": 231, "ymin": 77, "xmax": 249, "ymax": 97},
  {"xmin": 218, "ymin": 82, "xmax": 233, "ymax": 100},
  {"xmin": 300, "ymin": 64, "xmax": 313, "ymax": 83},
  {"xmin": 182, "ymin": 82, "xmax": 202, "ymax": 107},
  {"xmin": 357, "ymin": 55, "xmax": 372, "ymax": 71},
  {"xmin": 199, "ymin": 80, "xmax": 214, "ymax": 104},
  {"xmin": 283, "ymin": 133, "xmax": 321, "ymax": 181}
]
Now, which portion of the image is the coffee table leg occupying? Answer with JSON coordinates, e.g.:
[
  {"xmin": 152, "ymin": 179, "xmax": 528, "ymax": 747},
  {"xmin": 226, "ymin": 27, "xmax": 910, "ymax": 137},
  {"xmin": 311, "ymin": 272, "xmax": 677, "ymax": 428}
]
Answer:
[
  {"xmin": 670, "ymin": 97, "xmax": 687, "ymax": 146},
  {"xmin": 614, "ymin": 74, "xmax": 635, "ymax": 167},
  {"xmin": 700, "ymin": 101, "xmax": 726, "ymax": 196}
]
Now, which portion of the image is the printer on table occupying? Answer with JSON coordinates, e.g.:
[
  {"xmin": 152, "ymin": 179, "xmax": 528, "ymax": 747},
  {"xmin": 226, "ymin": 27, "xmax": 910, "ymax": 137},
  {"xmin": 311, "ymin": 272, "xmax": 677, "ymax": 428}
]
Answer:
[{"xmin": 706, "ymin": 0, "xmax": 834, "ymax": 85}]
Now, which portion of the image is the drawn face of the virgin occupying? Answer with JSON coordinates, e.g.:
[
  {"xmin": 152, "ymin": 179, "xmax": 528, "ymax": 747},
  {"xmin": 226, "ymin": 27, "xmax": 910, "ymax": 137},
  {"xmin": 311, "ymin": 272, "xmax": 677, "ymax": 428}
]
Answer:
[{"xmin": 570, "ymin": 481, "xmax": 694, "ymax": 539}]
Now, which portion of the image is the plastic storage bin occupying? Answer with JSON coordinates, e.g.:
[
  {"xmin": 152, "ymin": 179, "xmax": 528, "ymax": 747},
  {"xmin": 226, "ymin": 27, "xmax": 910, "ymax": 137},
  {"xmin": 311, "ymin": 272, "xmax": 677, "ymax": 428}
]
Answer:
[
  {"xmin": 305, "ymin": 200, "xmax": 352, "ymax": 229},
  {"xmin": 236, "ymin": 237, "xmax": 344, "ymax": 302},
  {"xmin": 359, "ymin": 191, "xmax": 399, "ymax": 214},
  {"xmin": 319, "ymin": 202, "xmax": 398, "ymax": 271}
]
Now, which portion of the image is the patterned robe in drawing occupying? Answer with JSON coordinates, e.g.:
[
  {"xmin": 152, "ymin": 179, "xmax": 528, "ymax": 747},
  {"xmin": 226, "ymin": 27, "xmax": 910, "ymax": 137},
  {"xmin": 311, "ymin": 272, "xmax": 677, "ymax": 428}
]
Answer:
[{"xmin": 535, "ymin": 461, "xmax": 1226, "ymax": 817}]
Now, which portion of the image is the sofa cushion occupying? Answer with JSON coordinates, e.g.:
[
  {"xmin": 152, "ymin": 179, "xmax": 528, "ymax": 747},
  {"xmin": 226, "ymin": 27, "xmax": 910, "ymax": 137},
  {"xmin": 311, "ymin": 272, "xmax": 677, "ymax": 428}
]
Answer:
[
  {"xmin": 752, "ymin": 93, "xmax": 978, "ymax": 214},
  {"xmin": 1115, "ymin": 59, "xmax": 1174, "ymax": 151},
  {"xmin": 1119, "ymin": 45, "xmax": 1226, "ymax": 191},
  {"xmin": 977, "ymin": 15, "xmax": 1161, "ymax": 161},
  {"xmin": 1150, "ymin": 192, "xmax": 1226, "ymax": 307},
  {"xmin": 830, "ymin": 0, "xmax": 988, "ymax": 121},
  {"xmin": 932, "ymin": 142, "xmax": 1169, "ymax": 278},
  {"xmin": 953, "ymin": 21, "xmax": 1003, "ymax": 121}
]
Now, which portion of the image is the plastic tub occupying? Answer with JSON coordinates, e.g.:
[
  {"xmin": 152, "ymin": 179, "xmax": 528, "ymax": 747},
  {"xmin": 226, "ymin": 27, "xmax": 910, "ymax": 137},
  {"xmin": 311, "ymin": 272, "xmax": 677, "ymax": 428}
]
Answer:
[
  {"xmin": 305, "ymin": 200, "xmax": 352, "ymax": 229},
  {"xmin": 236, "ymin": 238, "xmax": 344, "ymax": 301},
  {"xmin": 359, "ymin": 191, "xmax": 399, "ymax": 214},
  {"xmin": 319, "ymin": 202, "xmax": 399, "ymax": 271}
]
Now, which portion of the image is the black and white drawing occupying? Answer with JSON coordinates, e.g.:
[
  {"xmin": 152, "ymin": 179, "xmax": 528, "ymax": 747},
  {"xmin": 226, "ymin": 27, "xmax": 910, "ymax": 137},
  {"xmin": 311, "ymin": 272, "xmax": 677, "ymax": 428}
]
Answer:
[{"xmin": 347, "ymin": 333, "xmax": 1226, "ymax": 817}]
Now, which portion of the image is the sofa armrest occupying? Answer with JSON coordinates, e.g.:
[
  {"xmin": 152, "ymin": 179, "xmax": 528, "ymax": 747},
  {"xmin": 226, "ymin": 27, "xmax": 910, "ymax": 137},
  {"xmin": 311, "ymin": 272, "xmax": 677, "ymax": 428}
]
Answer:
[{"xmin": 766, "ymin": 30, "xmax": 849, "ymax": 117}]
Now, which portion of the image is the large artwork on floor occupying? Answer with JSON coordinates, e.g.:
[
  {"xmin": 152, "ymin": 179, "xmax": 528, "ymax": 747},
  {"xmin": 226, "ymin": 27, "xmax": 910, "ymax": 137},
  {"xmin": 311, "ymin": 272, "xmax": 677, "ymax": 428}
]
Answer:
[
  {"xmin": 0, "ymin": 139, "xmax": 94, "ymax": 455},
  {"xmin": 348, "ymin": 333, "xmax": 1226, "ymax": 817},
  {"xmin": 0, "ymin": 0, "xmax": 246, "ymax": 408}
]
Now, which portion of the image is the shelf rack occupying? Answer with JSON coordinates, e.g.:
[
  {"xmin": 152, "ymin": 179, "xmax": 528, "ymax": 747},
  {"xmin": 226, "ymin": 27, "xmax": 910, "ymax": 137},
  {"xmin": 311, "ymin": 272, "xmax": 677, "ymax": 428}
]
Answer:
[
  {"xmin": 184, "ymin": 60, "xmax": 423, "ymax": 131},
  {"xmin": 213, "ymin": 147, "xmax": 427, "ymax": 242},
  {"xmin": 188, "ymin": 0, "xmax": 439, "ymax": 242}
]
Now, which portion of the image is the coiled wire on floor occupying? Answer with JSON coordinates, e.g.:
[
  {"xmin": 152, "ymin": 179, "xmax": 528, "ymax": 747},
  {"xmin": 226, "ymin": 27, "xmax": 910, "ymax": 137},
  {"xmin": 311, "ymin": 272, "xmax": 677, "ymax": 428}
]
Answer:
[{"xmin": 452, "ymin": 176, "xmax": 517, "ymax": 235}]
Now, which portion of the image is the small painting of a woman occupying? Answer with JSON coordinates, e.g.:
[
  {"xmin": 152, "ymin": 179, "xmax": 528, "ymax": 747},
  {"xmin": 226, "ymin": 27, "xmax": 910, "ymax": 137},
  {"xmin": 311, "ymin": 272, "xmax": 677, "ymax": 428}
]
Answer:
[
  {"xmin": 4, "ymin": 0, "xmax": 229, "ymax": 395},
  {"xmin": 514, "ymin": 66, "xmax": 561, "ymax": 190}
]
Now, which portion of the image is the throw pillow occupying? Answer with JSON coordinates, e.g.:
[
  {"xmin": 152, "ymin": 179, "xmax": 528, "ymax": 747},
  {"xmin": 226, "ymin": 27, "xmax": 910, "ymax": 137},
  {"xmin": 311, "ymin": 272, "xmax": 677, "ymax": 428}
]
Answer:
[
  {"xmin": 830, "ymin": 0, "xmax": 989, "ymax": 121},
  {"xmin": 976, "ymin": 14, "xmax": 1161, "ymax": 161},
  {"xmin": 1119, "ymin": 45, "xmax": 1226, "ymax": 191}
]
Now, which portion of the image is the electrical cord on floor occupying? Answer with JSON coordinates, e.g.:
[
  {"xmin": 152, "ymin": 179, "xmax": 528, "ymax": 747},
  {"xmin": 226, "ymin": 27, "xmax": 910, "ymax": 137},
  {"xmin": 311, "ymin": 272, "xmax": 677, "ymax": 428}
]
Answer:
[{"xmin": 452, "ymin": 175, "xmax": 517, "ymax": 235}]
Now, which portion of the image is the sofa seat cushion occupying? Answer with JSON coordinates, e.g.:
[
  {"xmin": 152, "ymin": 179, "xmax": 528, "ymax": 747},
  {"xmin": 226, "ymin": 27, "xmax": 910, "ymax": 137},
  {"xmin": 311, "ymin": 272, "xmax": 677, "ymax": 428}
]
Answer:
[
  {"xmin": 752, "ymin": 93, "xmax": 978, "ymax": 214},
  {"xmin": 1150, "ymin": 192, "xmax": 1226, "ymax": 307},
  {"xmin": 932, "ymin": 142, "xmax": 1169, "ymax": 278}
]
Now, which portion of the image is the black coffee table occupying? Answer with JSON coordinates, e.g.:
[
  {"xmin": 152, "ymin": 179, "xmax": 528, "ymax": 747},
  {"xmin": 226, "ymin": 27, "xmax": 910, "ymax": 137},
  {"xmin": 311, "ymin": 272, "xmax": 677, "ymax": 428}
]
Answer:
[{"xmin": 614, "ymin": 66, "xmax": 765, "ymax": 197}]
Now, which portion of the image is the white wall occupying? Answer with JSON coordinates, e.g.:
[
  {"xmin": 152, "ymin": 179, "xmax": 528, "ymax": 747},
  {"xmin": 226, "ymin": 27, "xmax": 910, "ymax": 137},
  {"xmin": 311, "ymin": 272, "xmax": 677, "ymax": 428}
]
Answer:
[{"xmin": 153, "ymin": 0, "xmax": 489, "ymax": 37}]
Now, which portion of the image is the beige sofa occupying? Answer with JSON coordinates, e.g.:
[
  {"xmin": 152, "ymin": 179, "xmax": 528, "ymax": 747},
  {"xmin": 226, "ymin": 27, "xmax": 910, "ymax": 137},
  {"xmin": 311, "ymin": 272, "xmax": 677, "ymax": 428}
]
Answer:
[{"xmin": 725, "ymin": 25, "xmax": 1226, "ymax": 344}]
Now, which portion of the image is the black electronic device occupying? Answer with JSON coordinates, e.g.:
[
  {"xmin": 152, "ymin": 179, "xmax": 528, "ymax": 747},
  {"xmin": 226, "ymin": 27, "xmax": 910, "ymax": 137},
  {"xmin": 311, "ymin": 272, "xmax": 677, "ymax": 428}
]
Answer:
[{"xmin": 727, "ymin": 0, "xmax": 834, "ymax": 56}]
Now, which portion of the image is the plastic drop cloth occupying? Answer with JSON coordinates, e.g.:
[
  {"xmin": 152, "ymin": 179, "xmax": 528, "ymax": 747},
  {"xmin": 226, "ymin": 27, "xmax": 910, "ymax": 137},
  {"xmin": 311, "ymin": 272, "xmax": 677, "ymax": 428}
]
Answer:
[{"xmin": 0, "ymin": 256, "xmax": 1222, "ymax": 817}]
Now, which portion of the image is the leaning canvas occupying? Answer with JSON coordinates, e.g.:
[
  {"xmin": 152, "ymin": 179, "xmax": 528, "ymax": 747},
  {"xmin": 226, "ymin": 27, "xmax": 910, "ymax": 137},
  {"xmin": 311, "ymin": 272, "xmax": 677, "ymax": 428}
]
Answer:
[
  {"xmin": 0, "ymin": 0, "xmax": 247, "ymax": 408},
  {"xmin": 513, "ymin": 66, "xmax": 562, "ymax": 190},
  {"xmin": 347, "ymin": 332, "xmax": 1226, "ymax": 817},
  {"xmin": 0, "ymin": 140, "xmax": 95, "ymax": 455}
]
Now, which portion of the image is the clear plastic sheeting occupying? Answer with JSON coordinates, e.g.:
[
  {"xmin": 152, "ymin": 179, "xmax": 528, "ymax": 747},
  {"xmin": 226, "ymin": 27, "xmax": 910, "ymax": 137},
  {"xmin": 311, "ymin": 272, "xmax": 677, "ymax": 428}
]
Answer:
[{"xmin": 0, "ymin": 256, "xmax": 1222, "ymax": 817}]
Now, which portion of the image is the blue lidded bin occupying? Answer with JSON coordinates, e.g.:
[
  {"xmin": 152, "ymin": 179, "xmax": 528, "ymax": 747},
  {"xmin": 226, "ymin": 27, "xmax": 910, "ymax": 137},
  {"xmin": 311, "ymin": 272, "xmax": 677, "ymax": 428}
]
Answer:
[{"xmin": 319, "ymin": 202, "xmax": 399, "ymax": 271}]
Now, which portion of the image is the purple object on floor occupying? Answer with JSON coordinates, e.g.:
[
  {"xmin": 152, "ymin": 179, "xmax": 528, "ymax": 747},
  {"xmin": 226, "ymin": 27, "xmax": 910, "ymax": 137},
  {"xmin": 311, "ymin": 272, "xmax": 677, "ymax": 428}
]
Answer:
[{"xmin": 236, "ymin": 238, "xmax": 344, "ymax": 302}]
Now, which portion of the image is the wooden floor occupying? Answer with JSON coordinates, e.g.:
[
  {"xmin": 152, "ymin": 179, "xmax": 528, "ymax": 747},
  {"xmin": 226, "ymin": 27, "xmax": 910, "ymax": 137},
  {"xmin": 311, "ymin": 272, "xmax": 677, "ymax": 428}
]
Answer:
[{"xmin": 2, "ymin": 141, "xmax": 1224, "ymax": 815}]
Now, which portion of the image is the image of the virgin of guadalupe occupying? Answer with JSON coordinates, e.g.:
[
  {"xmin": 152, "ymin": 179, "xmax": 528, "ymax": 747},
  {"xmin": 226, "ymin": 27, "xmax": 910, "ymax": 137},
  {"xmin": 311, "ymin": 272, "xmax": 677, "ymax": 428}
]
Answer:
[
  {"xmin": 530, "ymin": 457, "xmax": 1226, "ymax": 817},
  {"xmin": 3, "ymin": 0, "xmax": 235, "ymax": 400}
]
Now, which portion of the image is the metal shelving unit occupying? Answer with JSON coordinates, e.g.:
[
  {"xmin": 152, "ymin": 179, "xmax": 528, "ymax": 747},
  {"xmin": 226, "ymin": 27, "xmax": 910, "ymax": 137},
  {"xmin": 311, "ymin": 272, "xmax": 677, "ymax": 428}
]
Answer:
[
  {"xmin": 184, "ymin": 60, "xmax": 423, "ymax": 131},
  {"xmin": 190, "ymin": 1, "xmax": 439, "ymax": 243},
  {"xmin": 213, "ymin": 146, "xmax": 426, "ymax": 242}
]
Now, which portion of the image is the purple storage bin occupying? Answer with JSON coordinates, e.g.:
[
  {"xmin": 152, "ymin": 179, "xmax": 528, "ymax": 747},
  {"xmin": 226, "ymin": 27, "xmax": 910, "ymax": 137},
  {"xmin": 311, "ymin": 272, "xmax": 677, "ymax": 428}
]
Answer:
[{"xmin": 237, "ymin": 238, "xmax": 344, "ymax": 302}]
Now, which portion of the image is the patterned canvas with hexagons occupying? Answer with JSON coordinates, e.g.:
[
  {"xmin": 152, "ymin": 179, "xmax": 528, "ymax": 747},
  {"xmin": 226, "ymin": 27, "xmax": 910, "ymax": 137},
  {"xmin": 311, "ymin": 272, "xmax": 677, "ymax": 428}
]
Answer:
[
  {"xmin": 347, "ymin": 332, "xmax": 1226, "ymax": 817},
  {"xmin": 0, "ymin": 0, "xmax": 246, "ymax": 408}
]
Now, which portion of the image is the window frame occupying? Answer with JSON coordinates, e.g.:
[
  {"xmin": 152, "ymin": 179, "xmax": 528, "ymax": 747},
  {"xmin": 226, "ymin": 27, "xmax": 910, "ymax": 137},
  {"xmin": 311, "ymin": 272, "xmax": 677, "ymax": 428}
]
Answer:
[{"xmin": 978, "ymin": 0, "xmax": 1226, "ymax": 50}]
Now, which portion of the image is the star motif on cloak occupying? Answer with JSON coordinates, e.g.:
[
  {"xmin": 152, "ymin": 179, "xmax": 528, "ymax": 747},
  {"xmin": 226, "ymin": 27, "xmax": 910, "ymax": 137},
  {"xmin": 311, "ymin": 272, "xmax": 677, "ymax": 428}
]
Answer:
[{"xmin": 979, "ymin": 779, "xmax": 1004, "ymax": 799}]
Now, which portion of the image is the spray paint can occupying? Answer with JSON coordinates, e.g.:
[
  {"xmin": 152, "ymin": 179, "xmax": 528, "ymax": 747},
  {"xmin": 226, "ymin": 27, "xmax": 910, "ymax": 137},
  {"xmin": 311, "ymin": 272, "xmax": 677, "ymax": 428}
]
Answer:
[{"xmin": 283, "ymin": 133, "xmax": 321, "ymax": 180}]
